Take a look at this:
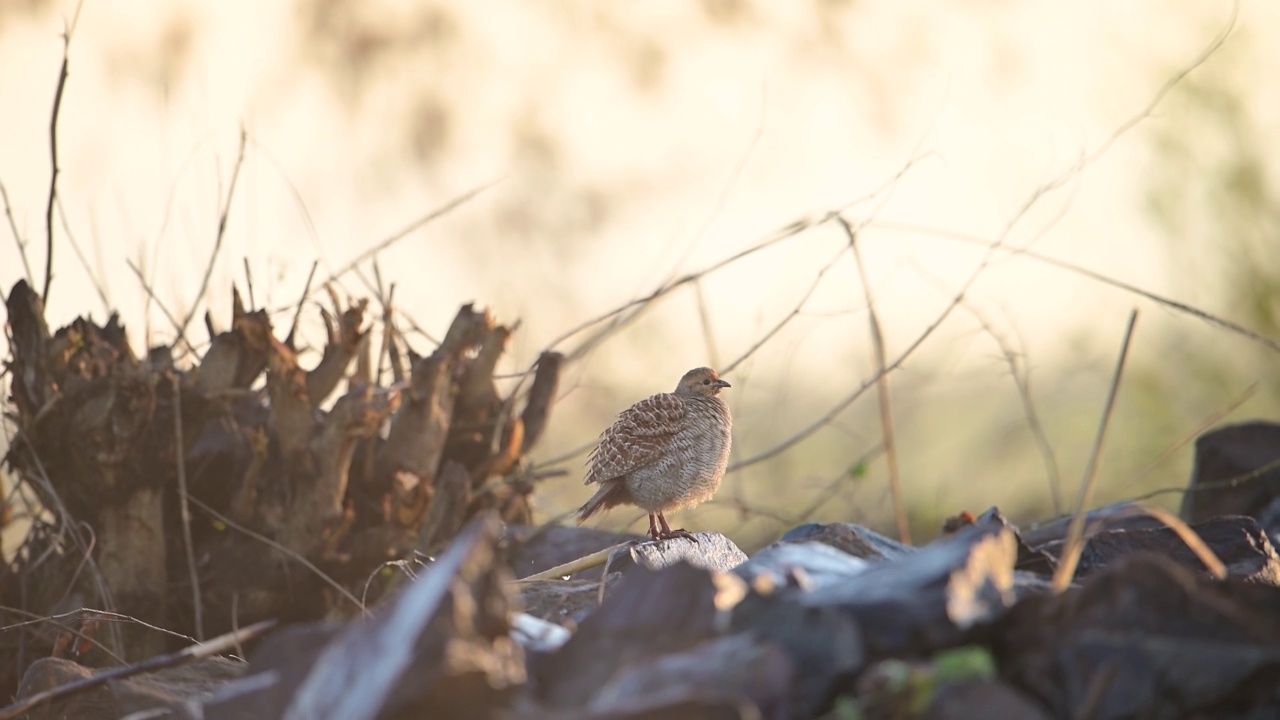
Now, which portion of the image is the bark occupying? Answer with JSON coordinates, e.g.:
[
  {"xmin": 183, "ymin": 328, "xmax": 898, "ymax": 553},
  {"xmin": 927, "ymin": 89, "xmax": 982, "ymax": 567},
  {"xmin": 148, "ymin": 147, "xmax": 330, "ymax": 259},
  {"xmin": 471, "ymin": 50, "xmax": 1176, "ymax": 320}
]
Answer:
[
  {"xmin": 305, "ymin": 288, "xmax": 368, "ymax": 406},
  {"xmin": 277, "ymin": 385, "xmax": 401, "ymax": 557},
  {"xmin": 194, "ymin": 288, "xmax": 272, "ymax": 395}
]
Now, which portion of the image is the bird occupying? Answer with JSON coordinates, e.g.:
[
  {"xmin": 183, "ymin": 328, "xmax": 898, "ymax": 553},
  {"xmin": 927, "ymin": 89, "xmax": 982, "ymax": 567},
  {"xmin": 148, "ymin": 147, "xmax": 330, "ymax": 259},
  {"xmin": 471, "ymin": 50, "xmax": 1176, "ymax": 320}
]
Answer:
[{"xmin": 577, "ymin": 366, "xmax": 732, "ymax": 542}]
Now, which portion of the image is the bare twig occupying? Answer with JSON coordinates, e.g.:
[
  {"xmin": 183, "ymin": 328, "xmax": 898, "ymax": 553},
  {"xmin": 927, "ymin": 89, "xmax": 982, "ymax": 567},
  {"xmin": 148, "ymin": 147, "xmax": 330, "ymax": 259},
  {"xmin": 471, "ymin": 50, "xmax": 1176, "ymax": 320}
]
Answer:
[
  {"xmin": 1127, "ymin": 382, "xmax": 1258, "ymax": 487},
  {"xmin": 0, "ymin": 178, "xmax": 34, "ymax": 286},
  {"xmin": 243, "ymin": 257, "xmax": 256, "ymax": 309},
  {"xmin": 0, "ymin": 620, "xmax": 275, "ymax": 720},
  {"xmin": 1129, "ymin": 454, "xmax": 1280, "ymax": 504},
  {"xmin": 178, "ymin": 127, "xmax": 248, "ymax": 343},
  {"xmin": 878, "ymin": 221, "xmax": 1280, "ymax": 356},
  {"xmin": 545, "ymin": 153, "xmax": 932, "ymax": 365},
  {"xmin": 286, "ymin": 260, "xmax": 320, "ymax": 347},
  {"xmin": 1053, "ymin": 309, "xmax": 1139, "ymax": 593},
  {"xmin": 41, "ymin": 0, "xmax": 84, "ymax": 305},
  {"xmin": 924, "ymin": 275, "xmax": 1064, "ymax": 515},
  {"xmin": 321, "ymin": 178, "xmax": 504, "ymax": 293},
  {"xmin": 511, "ymin": 542, "xmax": 634, "ymax": 583},
  {"xmin": 1135, "ymin": 504, "xmax": 1227, "ymax": 580},
  {"xmin": 0, "ymin": 606, "xmax": 197, "ymax": 647},
  {"xmin": 125, "ymin": 259, "xmax": 192, "ymax": 353},
  {"xmin": 842, "ymin": 218, "xmax": 909, "ymax": 543},
  {"xmin": 722, "ymin": 245, "xmax": 847, "ymax": 375},
  {"xmin": 692, "ymin": 279, "xmax": 721, "ymax": 371},
  {"xmin": 0, "ymin": 605, "xmax": 127, "ymax": 665},
  {"xmin": 56, "ymin": 199, "xmax": 110, "ymax": 314},
  {"xmin": 171, "ymin": 375, "xmax": 204, "ymax": 640}
]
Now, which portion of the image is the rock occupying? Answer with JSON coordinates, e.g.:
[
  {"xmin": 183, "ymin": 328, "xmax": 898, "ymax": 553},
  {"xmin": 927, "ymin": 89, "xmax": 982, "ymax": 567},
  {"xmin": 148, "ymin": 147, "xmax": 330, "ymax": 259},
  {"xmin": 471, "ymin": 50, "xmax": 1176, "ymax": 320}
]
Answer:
[
  {"xmin": 580, "ymin": 634, "xmax": 793, "ymax": 720},
  {"xmin": 1182, "ymin": 421, "xmax": 1280, "ymax": 524},
  {"xmin": 621, "ymin": 533, "xmax": 748, "ymax": 574},
  {"xmin": 511, "ymin": 613, "xmax": 573, "ymax": 653},
  {"xmin": 15, "ymin": 656, "xmax": 244, "ymax": 720},
  {"xmin": 734, "ymin": 541, "xmax": 871, "ymax": 591},
  {"xmin": 779, "ymin": 522, "xmax": 915, "ymax": 561},
  {"xmin": 730, "ymin": 587, "xmax": 865, "ymax": 717},
  {"xmin": 925, "ymin": 680, "xmax": 1052, "ymax": 720},
  {"xmin": 996, "ymin": 553, "xmax": 1280, "ymax": 720},
  {"xmin": 1036, "ymin": 515, "xmax": 1280, "ymax": 585},
  {"xmin": 528, "ymin": 562, "xmax": 732, "ymax": 709},
  {"xmin": 1021, "ymin": 501, "xmax": 1166, "ymax": 548},
  {"xmin": 799, "ymin": 511, "xmax": 1020, "ymax": 659},
  {"xmin": 518, "ymin": 574, "xmax": 621, "ymax": 626}
]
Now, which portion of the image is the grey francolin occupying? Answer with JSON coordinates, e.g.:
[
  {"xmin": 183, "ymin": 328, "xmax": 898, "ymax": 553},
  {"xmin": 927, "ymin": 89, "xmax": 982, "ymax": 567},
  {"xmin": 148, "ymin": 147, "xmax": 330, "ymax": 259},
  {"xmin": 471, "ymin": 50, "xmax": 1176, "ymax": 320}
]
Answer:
[{"xmin": 577, "ymin": 367, "xmax": 732, "ymax": 541}]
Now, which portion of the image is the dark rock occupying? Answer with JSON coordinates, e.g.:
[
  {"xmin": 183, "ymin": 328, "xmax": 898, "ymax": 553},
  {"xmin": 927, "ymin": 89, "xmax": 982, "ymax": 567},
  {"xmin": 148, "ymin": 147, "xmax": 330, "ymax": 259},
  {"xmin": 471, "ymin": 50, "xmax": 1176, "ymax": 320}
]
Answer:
[
  {"xmin": 780, "ymin": 522, "xmax": 915, "ymax": 561},
  {"xmin": 1022, "ymin": 501, "xmax": 1166, "ymax": 548},
  {"xmin": 957, "ymin": 507, "xmax": 1057, "ymax": 576},
  {"xmin": 14, "ymin": 656, "xmax": 244, "ymax": 720},
  {"xmin": 519, "ymin": 573, "xmax": 622, "ymax": 626},
  {"xmin": 1037, "ymin": 515, "xmax": 1280, "ymax": 585},
  {"xmin": 576, "ymin": 634, "xmax": 794, "ymax": 720},
  {"xmin": 1183, "ymin": 421, "xmax": 1280, "ymax": 523},
  {"xmin": 734, "ymin": 541, "xmax": 871, "ymax": 590},
  {"xmin": 925, "ymin": 680, "xmax": 1053, "ymax": 720},
  {"xmin": 730, "ymin": 587, "xmax": 865, "ymax": 717},
  {"xmin": 799, "ymin": 510, "xmax": 1020, "ymax": 659},
  {"xmin": 530, "ymin": 562, "xmax": 731, "ymax": 709},
  {"xmin": 621, "ymin": 533, "xmax": 747, "ymax": 574},
  {"xmin": 995, "ymin": 553, "xmax": 1280, "ymax": 720}
]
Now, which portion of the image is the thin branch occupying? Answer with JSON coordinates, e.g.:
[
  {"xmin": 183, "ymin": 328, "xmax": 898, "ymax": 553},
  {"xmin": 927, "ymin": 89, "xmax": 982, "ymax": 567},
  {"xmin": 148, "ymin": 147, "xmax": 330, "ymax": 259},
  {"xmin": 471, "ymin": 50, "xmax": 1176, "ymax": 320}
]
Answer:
[
  {"xmin": 544, "ymin": 153, "xmax": 933, "ymax": 363},
  {"xmin": 842, "ymin": 218, "xmax": 909, "ymax": 543},
  {"xmin": 659, "ymin": 77, "xmax": 767, "ymax": 283},
  {"xmin": 286, "ymin": 260, "xmax": 320, "ymax": 347},
  {"xmin": 1127, "ymin": 381, "xmax": 1258, "ymax": 487},
  {"xmin": 722, "ymin": 244, "xmax": 847, "ymax": 375},
  {"xmin": 56, "ymin": 199, "xmax": 110, "ymax": 315},
  {"xmin": 41, "ymin": 0, "xmax": 85, "ymax": 305},
  {"xmin": 917, "ymin": 267, "xmax": 1065, "ymax": 516},
  {"xmin": 320, "ymin": 177, "xmax": 504, "ymax": 294},
  {"xmin": 0, "ymin": 620, "xmax": 275, "ymax": 720},
  {"xmin": 125, "ymin": 259, "xmax": 192, "ymax": 353},
  {"xmin": 0, "ymin": 178, "xmax": 34, "ymax": 286},
  {"xmin": 692, "ymin": 279, "xmax": 721, "ymax": 371},
  {"xmin": 243, "ymin": 257, "xmax": 256, "ymax": 309},
  {"xmin": 171, "ymin": 375, "xmax": 203, "ymax": 640},
  {"xmin": 178, "ymin": 127, "xmax": 248, "ymax": 342},
  {"xmin": 877, "ymin": 221, "xmax": 1280, "ymax": 356},
  {"xmin": 1129, "ymin": 453, "xmax": 1280, "ymax": 504},
  {"xmin": 1053, "ymin": 309, "xmax": 1139, "ymax": 592},
  {"xmin": 0, "ymin": 605, "xmax": 127, "ymax": 665}
]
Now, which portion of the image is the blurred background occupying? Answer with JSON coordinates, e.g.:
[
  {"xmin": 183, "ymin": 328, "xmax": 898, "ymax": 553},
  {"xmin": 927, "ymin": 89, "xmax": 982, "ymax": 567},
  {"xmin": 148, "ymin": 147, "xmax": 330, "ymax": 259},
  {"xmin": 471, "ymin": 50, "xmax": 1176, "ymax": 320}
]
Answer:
[{"xmin": 1, "ymin": 0, "xmax": 1278, "ymax": 552}]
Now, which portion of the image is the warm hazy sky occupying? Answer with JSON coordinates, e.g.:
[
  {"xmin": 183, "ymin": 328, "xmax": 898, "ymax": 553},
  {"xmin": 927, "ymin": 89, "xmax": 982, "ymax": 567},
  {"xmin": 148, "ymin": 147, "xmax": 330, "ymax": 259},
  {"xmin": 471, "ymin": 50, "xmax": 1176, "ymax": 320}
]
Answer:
[{"xmin": 2, "ymin": 1, "xmax": 1277, "ymax": 541}]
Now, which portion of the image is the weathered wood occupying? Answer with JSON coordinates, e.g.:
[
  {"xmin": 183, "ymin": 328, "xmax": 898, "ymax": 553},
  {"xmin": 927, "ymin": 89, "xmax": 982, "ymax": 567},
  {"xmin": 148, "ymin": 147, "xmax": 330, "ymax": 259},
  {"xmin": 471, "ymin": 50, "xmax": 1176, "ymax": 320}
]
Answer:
[
  {"xmin": 278, "ymin": 385, "xmax": 401, "ymax": 557},
  {"xmin": 306, "ymin": 288, "xmax": 368, "ymax": 406},
  {"xmin": 520, "ymin": 351, "xmax": 563, "ymax": 453}
]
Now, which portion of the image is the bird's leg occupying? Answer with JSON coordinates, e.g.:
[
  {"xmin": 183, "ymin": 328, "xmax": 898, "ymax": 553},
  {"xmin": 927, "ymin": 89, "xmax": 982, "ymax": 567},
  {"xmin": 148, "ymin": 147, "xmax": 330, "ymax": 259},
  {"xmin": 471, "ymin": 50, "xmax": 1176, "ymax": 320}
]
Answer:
[
  {"xmin": 647, "ymin": 513, "xmax": 661, "ymax": 541},
  {"xmin": 656, "ymin": 512, "xmax": 698, "ymax": 543}
]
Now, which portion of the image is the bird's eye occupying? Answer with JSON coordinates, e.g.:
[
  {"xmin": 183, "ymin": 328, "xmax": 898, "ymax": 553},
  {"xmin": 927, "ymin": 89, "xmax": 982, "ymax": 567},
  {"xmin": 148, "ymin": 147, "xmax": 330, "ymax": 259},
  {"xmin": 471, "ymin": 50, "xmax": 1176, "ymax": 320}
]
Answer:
[{"xmin": 702, "ymin": 379, "xmax": 711, "ymax": 385}]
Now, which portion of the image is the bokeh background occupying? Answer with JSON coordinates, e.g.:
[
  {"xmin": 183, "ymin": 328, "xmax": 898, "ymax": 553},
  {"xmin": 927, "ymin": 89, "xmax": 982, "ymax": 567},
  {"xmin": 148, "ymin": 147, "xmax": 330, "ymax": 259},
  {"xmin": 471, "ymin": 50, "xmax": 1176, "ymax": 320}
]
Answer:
[{"xmin": 2, "ymin": 0, "xmax": 1278, "ymax": 552}]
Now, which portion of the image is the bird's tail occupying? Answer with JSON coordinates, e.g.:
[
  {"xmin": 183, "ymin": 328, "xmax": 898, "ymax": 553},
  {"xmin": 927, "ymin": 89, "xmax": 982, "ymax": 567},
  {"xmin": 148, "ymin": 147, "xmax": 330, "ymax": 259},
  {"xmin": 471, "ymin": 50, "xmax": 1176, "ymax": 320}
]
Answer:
[{"xmin": 576, "ymin": 481, "xmax": 630, "ymax": 524}]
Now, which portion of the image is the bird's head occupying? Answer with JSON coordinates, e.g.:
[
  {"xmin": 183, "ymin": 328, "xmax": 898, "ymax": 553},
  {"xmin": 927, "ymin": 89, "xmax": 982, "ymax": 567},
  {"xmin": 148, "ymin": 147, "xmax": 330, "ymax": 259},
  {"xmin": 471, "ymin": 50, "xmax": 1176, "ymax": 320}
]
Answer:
[{"xmin": 675, "ymin": 367, "xmax": 731, "ymax": 397}]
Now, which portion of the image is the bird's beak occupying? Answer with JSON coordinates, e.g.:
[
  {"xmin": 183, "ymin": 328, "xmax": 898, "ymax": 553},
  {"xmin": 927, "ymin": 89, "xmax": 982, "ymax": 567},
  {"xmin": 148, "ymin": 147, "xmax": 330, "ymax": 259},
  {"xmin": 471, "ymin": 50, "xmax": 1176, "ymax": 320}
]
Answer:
[{"xmin": 714, "ymin": 379, "xmax": 731, "ymax": 389}]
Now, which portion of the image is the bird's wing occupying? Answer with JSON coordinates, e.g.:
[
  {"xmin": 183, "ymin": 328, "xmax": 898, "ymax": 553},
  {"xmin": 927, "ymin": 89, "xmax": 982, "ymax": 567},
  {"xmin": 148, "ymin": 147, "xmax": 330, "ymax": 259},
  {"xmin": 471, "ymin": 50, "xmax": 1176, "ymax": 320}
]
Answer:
[{"xmin": 584, "ymin": 392, "xmax": 686, "ymax": 485}]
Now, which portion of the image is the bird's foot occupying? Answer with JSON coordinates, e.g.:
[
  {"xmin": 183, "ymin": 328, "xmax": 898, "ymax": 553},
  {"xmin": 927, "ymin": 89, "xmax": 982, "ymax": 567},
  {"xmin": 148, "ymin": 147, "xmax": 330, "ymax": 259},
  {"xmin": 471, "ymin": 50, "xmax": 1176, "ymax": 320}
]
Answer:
[{"xmin": 655, "ymin": 528, "xmax": 699, "ymax": 543}]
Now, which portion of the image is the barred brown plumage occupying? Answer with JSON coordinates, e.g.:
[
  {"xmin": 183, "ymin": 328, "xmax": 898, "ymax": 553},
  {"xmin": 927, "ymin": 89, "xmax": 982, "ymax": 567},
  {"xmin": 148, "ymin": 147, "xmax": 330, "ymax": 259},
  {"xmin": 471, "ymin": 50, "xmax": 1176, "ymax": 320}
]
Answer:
[{"xmin": 577, "ymin": 367, "xmax": 732, "ymax": 541}]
